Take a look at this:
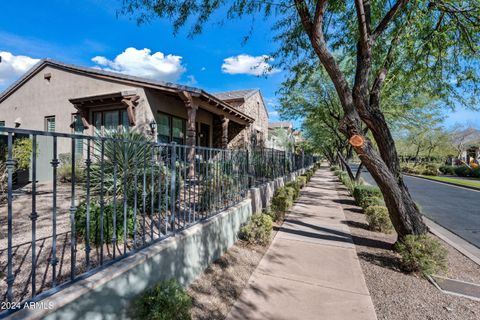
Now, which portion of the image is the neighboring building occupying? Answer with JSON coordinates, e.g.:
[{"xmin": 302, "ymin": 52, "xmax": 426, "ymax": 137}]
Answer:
[
  {"xmin": 213, "ymin": 89, "xmax": 269, "ymax": 148},
  {"xmin": 0, "ymin": 59, "xmax": 269, "ymax": 181},
  {"xmin": 292, "ymin": 130, "xmax": 304, "ymax": 145},
  {"xmin": 452, "ymin": 128, "xmax": 480, "ymax": 164},
  {"xmin": 266, "ymin": 121, "xmax": 295, "ymax": 151}
]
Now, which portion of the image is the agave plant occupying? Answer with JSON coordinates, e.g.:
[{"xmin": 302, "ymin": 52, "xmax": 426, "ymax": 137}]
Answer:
[{"xmin": 89, "ymin": 130, "xmax": 176, "ymax": 213}]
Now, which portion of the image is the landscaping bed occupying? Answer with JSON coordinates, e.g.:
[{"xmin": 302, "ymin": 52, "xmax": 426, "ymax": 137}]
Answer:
[
  {"xmin": 187, "ymin": 226, "xmax": 278, "ymax": 320},
  {"xmin": 336, "ymin": 183, "xmax": 480, "ymax": 320}
]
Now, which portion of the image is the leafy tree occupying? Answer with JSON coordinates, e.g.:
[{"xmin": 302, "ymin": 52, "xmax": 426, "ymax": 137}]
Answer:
[
  {"xmin": 120, "ymin": 0, "xmax": 480, "ymax": 240},
  {"xmin": 396, "ymin": 125, "xmax": 454, "ymax": 163},
  {"xmin": 270, "ymin": 127, "xmax": 295, "ymax": 152}
]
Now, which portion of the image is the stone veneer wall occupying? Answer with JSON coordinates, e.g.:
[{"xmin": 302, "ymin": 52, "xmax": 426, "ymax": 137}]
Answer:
[{"xmin": 227, "ymin": 91, "xmax": 269, "ymax": 149}]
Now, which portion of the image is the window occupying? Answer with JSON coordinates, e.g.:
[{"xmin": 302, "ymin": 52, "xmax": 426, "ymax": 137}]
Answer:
[
  {"xmin": 72, "ymin": 114, "xmax": 84, "ymax": 155},
  {"xmin": 172, "ymin": 117, "xmax": 185, "ymax": 144},
  {"xmin": 93, "ymin": 109, "xmax": 130, "ymax": 134},
  {"xmin": 155, "ymin": 112, "xmax": 185, "ymax": 144},
  {"xmin": 45, "ymin": 116, "xmax": 55, "ymax": 132},
  {"xmin": 157, "ymin": 113, "xmax": 170, "ymax": 143},
  {"xmin": 0, "ymin": 121, "xmax": 5, "ymax": 127}
]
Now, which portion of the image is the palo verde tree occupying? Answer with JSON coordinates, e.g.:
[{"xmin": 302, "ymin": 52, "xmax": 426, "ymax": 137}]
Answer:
[{"xmin": 120, "ymin": 1, "xmax": 480, "ymax": 240}]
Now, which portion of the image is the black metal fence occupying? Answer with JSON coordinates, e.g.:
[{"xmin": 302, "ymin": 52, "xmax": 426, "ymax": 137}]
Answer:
[{"xmin": 0, "ymin": 127, "xmax": 315, "ymax": 315}]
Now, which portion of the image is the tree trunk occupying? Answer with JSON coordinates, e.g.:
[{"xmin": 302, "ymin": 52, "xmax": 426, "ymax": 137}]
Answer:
[
  {"xmin": 294, "ymin": 0, "xmax": 427, "ymax": 240},
  {"xmin": 354, "ymin": 162, "xmax": 364, "ymax": 182},
  {"xmin": 348, "ymin": 134, "xmax": 428, "ymax": 238},
  {"xmin": 338, "ymin": 151, "xmax": 355, "ymax": 181}
]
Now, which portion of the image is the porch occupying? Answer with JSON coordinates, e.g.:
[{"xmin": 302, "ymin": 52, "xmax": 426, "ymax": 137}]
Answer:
[{"xmin": 69, "ymin": 87, "xmax": 254, "ymax": 151}]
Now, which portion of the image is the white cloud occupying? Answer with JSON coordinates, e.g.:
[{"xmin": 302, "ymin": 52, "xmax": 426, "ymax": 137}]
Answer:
[
  {"xmin": 269, "ymin": 111, "xmax": 279, "ymax": 117},
  {"xmin": 221, "ymin": 54, "xmax": 280, "ymax": 76},
  {"xmin": 92, "ymin": 47, "xmax": 186, "ymax": 82},
  {"xmin": 0, "ymin": 51, "xmax": 40, "ymax": 85}
]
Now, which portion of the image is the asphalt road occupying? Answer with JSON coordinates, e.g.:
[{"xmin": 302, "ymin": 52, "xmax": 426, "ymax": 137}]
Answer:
[{"xmin": 352, "ymin": 165, "xmax": 480, "ymax": 248}]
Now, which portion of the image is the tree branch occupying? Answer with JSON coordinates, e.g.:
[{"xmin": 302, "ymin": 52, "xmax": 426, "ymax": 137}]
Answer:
[
  {"xmin": 294, "ymin": 0, "xmax": 355, "ymax": 116},
  {"xmin": 372, "ymin": 0, "xmax": 409, "ymax": 41}
]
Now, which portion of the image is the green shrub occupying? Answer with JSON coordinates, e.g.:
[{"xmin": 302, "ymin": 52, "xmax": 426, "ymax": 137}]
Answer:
[
  {"xmin": 333, "ymin": 169, "xmax": 343, "ymax": 176},
  {"xmin": 0, "ymin": 161, "xmax": 6, "ymax": 195},
  {"xmin": 304, "ymin": 169, "xmax": 314, "ymax": 181},
  {"xmin": 75, "ymin": 200, "xmax": 137, "ymax": 245},
  {"xmin": 359, "ymin": 196, "xmax": 385, "ymax": 209},
  {"xmin": 471, "ymin": 167, "xmax": 480, "ymax": 178},
  {"xmin": 297, "ymin": 176, "xmax": 307, "ymax": 188},
  {"xmin": 454, "ymin": 165, "xmax": 471, "ymax": 177},
  {"xmin": 338, "ymin": 173, "xmax": 354, "ymax": 192},
  {"xmin": 58, "ymin": 153, "xmax": 85, "ymax": 183},
  {"xmin": 364, "ymin": 206, "xmax": 393, "ymax": 233},
  {"xmin": 421, "ymin": 164, "xmax": 439, "ymax": 176},
  {"xmin": 133, "ymin": 279, "xmax": 192, "ymax": 320},
  {"xmin": 439, "ymin": 165, "xmax": 455, "ymax": 175},
  {"xmin": 263, "ymin": 207, "xmax": 276, "ymax": 221},
  {"xmin": 271, "ymin": 187, "xmax": 294, "ymax": 219},
  {"xmin": 395, "ymin": 234, "xmax": 448, "ymax": 276},
  {"xmin": 352, "ymin": 185, "xmax": 382, "ymax": 206},
  {"xmin": 285, "ymin": 181, "xmax": 300, "ymax": 199},
  {"xmin": 239, "ymin": 213, "xmax": 273, "ymax": 245},
  {"xmin": 330, "ymin": 165, "xmax": 340, "ymax": 172},
  {"xmin": 12, "ymin": 138, "xmax": 33, "ymax": 171}
]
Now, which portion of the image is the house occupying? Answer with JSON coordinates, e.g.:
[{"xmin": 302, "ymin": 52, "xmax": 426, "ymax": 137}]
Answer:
[
  {"xmin": 0, "ymin": 59, "xmax": 269, "ymax": 181},
  {"xmin": 0, "ymin": 59, "xmax": 271, "ymax": 149},
  {"xmin": 213, "ymin": 89, "xmax": 269, "ymax": 148},
  {"xmin": 266, "ymin": 121, "xmax": 295, "ymax": 151},
  {"xmin": 451, "ymin": 127, "xmax": 480, "ymax": 164}
]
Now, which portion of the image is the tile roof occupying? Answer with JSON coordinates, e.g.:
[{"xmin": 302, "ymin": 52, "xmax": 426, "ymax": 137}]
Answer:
[
  {"xmin": 0, "ymin": 59, "xmax": 255, "ymax": 123},
  {"xmin": 213, "ymin": 89, "xmax": 259, "ymax": 101}
]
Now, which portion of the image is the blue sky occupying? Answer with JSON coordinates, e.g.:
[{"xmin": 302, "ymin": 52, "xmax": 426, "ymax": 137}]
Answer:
[{"xmin": 0, "ymin": 0, "xmax": 478, "ymax": 129}]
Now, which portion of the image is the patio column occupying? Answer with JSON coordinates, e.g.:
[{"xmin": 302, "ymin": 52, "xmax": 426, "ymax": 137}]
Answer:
[
  {"xmin": 222, "ymin": 116, "xmax": 229, "ymax": 149},
  {"xmin": 179, "ymin": 91, "xmax": 198, "ymax": 176}
]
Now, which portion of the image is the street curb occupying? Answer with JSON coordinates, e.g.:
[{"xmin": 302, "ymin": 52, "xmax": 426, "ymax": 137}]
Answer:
[
  {"xmin": 424, "ymin": 217, "xmax": 480, "ymax": 267},
  {"xmin": 403, "ymin": 173, "xmax": 480, "ymax": 191}
]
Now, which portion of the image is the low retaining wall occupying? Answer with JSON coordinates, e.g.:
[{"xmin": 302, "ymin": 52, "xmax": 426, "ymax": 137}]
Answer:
[
  {"xmin": 11, "ymin": 200, "xmax": 252, "ymax": 320},
  {"xmin": 11, "ymin": 168, "xmax": 313, "ymax": 320}
]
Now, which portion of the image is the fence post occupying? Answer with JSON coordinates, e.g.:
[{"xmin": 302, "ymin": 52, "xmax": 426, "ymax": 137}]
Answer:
[
  {"xmin": 170, "ymin": 142, "xmax": 177, "ymax": 232},
  {"xmin": 6, "ymin": 132, "xmax": 14, "ymax": 303}
]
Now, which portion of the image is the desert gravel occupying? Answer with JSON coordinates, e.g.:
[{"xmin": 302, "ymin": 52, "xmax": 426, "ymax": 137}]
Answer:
[{"xmin": 336, "ymin": 183, "xmax": 480, "ymax": 320}]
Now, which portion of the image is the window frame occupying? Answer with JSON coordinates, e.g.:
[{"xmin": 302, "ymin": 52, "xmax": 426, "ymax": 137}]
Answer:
[
  {"xmin": 92, "ymin": 108, "xmax": 130, "ymax": 134},
  {"xmin": 155, "ymin": 111, "xmax": 186, "ymax": 145},
  {"xmin": 45, "ymin": 116, "xmax": 56, "ymax": 132}
]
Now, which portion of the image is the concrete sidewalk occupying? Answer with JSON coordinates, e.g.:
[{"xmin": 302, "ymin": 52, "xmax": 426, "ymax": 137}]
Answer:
[{"xmin": 227, "ymin": 166, "xmax": 377, "ymax": 320}]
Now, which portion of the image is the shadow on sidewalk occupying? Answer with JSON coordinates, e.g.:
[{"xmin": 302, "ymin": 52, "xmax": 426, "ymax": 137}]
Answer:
[{"xmin": 274, "ymin": 219, "xmax": 393, "ymax": 251}]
